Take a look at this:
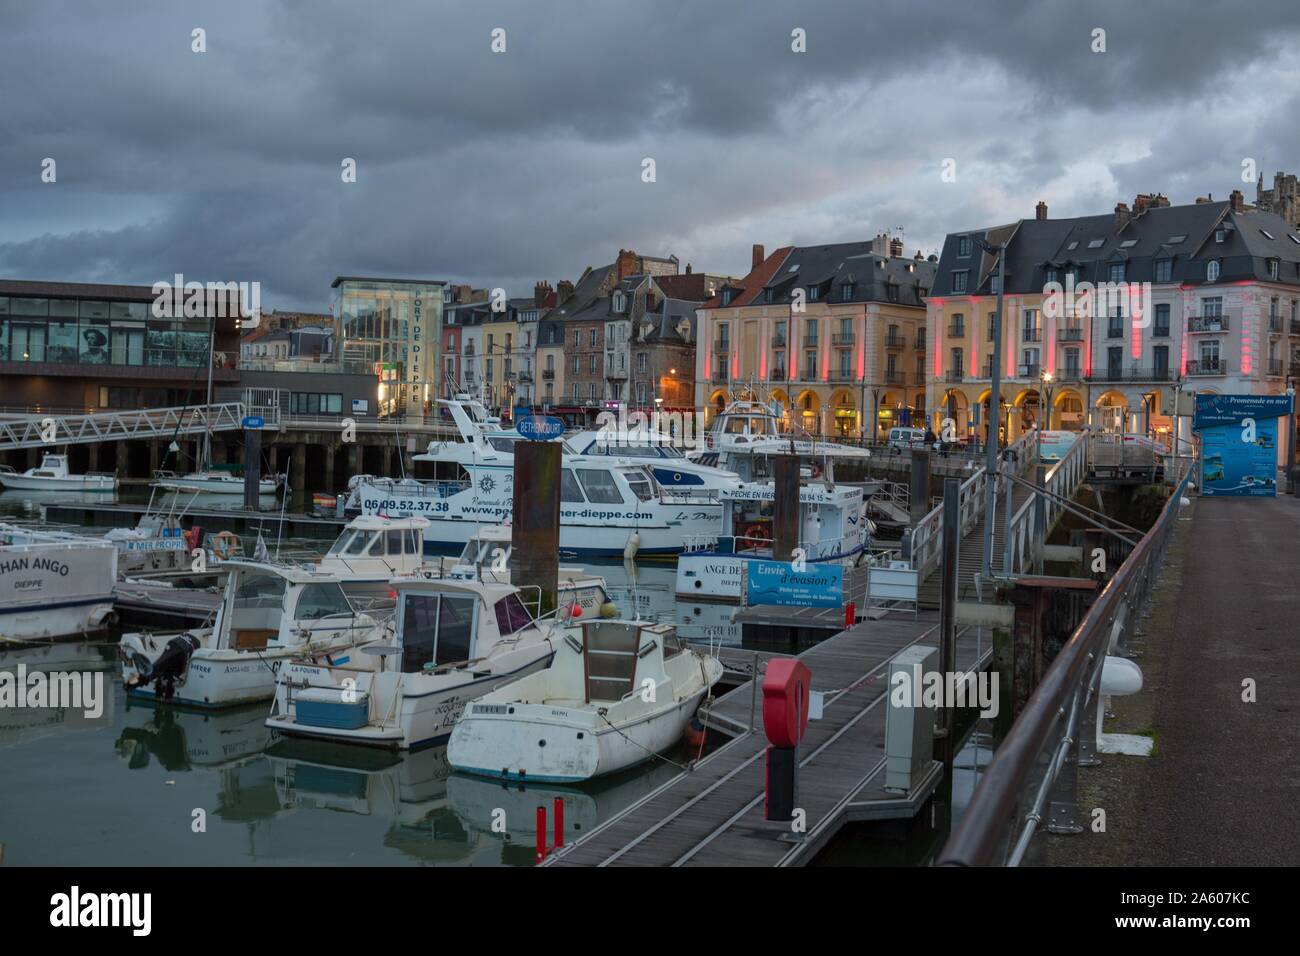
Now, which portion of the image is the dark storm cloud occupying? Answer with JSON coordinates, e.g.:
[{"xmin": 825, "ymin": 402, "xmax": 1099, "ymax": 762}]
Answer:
[{"xmin": 3, "ymin": 0, "xmax": 1300, "ymax": 307}]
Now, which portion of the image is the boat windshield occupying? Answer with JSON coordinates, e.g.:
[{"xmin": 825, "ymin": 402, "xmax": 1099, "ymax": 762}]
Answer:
[
  {"xmin": 494, "ymin": 592, "xmax": 534, "ymax": 635},
  {"xmin": 620, "ymin": 467, "xmax": 656, "ymax": 502}
]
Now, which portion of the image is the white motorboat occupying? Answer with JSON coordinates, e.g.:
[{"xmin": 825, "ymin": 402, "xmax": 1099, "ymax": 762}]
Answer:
[
  {"xmin": 689, "ymin": 398, "xmax": 871, "ymax": 470},
  {"xmin": 152, "ymin": 468, "xmax": 279, "ymax": 496},
  {"xmin": 0, "ymin": 453, "xmax": 116, "ymax": 493},
  {"xmin": 265, "ymin": 575, "xmax": 566, "ymax": 750},
  {"xmin": 344, "ymin": 396, "xmax": 737, "ymax": 559},
  {"xmin": 447, "ymin": 619, "xmax": 723, "ymax": 783},
  {"xmin": 0, "ymin": 524, "xmax": 118, "ymax": 641},
  {"xmin": 675, "ymin": 478, "xmax": 872, "ymax": 602},
  {"xmin": 118, "ymin": 559, "xmax": 391, "ymax": 708}
]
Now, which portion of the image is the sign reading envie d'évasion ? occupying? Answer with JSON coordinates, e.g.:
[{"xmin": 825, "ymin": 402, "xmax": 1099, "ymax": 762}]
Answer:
[{"xmin": 1193, "ymin": 394, "xmax": 1293, "ymax": 497}]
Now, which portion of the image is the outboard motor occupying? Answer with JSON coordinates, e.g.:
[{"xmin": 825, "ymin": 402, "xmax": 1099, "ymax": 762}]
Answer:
[{"xmin": 129, "ymin": 634, "xmax": 200, "ymax": 701}]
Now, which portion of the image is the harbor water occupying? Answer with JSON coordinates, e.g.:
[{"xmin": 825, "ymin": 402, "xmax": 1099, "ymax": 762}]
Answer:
[{"xmin": 1, "ymin": 489, "xmax": 991, "ymax": 866}]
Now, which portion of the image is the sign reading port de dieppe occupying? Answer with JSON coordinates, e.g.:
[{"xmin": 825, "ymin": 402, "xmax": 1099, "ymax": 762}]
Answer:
[{"xmin": 516, "ymin": 415, "xmax": 565, "ymax": 442}]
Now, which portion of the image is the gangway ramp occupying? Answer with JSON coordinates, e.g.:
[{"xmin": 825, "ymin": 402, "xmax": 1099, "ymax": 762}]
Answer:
[{"xmin": 0, "ymin": 403, "xmax": 256, "ymax": 452}]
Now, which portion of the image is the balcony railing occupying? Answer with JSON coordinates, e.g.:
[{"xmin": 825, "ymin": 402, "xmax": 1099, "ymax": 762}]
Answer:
[
  {"xmin": 1018, "ymin": 363, "xmax": 1042, "ymax": 379},
  {"xmin": 883, "ymin": 333, "xmax": 905, "ymax": 349},
  {"xmin": 771, "ymin": 334, "xmax": 787, "ymax": 348},
  {"xmin": 883, "ymin": 369, "xmax": 906, "ymax": 385},
  {"xmin": 542, "ymin": 369, "xmax": 555, "ymax": 380},
  {"xmin": 833, "ymin": 332, "xmax": 856, "ymax": 347},
  {"xmin": 771, "ymin": 368, "xmax": 787, "ymax": 381},
  {"xmin": 711, "ymin": 371, "xmax": 730, "ymax": 384},
  {"xmin": 1187, "ymin": 314, "xmax": 1230, "ymax": 333},
  {"xmin": 1020, "ymin": 328, "xmax": 1042, "ymax": 342},
  {"xmin": 714, "ymin": 340, "xmax": 730, "ymax": 352},
  {"xmin": 1056, "ymin": 367, "xmax": 1083, "ymax": 382},
  {"xmin": 945, "ymin": 371, "xmax": 964, "ymax": 383},
  {"xmin": 1058, "ymin": 327, "xmax": 1084, "ymax": 342},
  {"xmin": 1269, "ymin": 315, "xmax": 1283, "ymax": 333},
  {"xmin": 803, "ymin": 336, "xmax": 820, "ymax": 349},
  {"xmin": 1085, "ymin": 367, "xmax": 1174, "ymax": 382},
  {"xmin": 915, "ymin": 334, "xmax": 927, "ymax": 349},
  {"xmin": 1269, "ymin": 359, "xmax": 1283, "ymax": 377},
  {"xmin": 827, "ymin": 369, "xmax": 858, "ymax": 383},
  {"xmin": 947, "ymin": 324, "xmax": 965, "ymax": 337},
  {"xmin": 1185, "ymin": 359, "xmax": 1227, "ymax": 376}
]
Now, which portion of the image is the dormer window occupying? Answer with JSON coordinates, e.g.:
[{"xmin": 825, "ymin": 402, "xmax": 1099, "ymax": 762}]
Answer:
[
  {"xmin": 613, "ymin": 291, "xmax": 627, "ymax": 312},
  {"xmin": 1044, "ymin": 268, "xmax": 1059, "ymax": 286},
  {"xmin": 957, "ymin": 236, "xmax": 972, "ymax": 257},
  {"xmin": 807, "ymin": 285, "xmax": 820, "ymax": 301},
  {"xmin": 840, "ymin": 283, "xmax": 854, "ymax": 301},
  {"xmin": 1268, "ymin": 258, "xmax": 1279, "ymax": 280},
  {"xmin": 1215, "ymin": 228, "xmax": 1226, "ymax": 243},
  {"xmin": 1155, "ymin": 258, "xmax": 1172, "ymax": 283},
  {"xmin": 1206, "ymin": 260, "xmax": 1221, "ymax": 282},
  {"xmin": 763, "ymin": 288, "xmax": 775, "ymax": 304},
  {"xmin": 719, "ymin": 288, "xmax": 734, "ymax": 307}
]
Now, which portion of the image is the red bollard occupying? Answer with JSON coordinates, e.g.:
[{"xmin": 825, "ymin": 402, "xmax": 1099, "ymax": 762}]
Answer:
[
  {"xmin": 536, "ymin": 806, "xmax": 547, "ymax": 863},
  {"xmin": 844, "ymin": 602, "xmax": 856, "ymax": 628},
  {"xmin": 553, "ymin": 797, "xmax": 564, "ymax": 848}
]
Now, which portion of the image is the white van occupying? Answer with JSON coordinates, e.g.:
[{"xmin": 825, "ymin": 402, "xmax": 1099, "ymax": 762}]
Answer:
[{"xmin": 887, "ymin": 426, "xmax": 927, "ymax": 449}]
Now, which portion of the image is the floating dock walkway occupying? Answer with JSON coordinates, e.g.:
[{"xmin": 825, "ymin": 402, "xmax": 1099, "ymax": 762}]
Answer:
[{"xmin": 543, "ymin": 610, "xmax": 991, "ymax": 867}]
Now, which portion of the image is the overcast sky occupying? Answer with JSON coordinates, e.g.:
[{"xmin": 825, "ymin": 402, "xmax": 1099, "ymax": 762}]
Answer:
[{"xmin": 4, "ymin": 0, "xmax": 1300, "ymax": 311}]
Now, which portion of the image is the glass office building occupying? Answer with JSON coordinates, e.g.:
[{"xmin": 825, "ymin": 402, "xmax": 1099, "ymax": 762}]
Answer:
[
  {"xmin": 331, "ymin": 277, "xmax": 445, "ymax": 419},
  {"xmin": 0, "ymin": 280, "xmax": 240, "ymax": 409}
]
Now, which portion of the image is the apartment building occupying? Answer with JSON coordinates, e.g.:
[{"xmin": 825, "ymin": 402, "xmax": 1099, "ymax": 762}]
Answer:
[
  {"xmin": 695, "ymin": 237, "xmax": 935, "ymax": 439},
  {"xmin": 927, "ymin": 192, "xmax": 1298, "ymax": 445}
]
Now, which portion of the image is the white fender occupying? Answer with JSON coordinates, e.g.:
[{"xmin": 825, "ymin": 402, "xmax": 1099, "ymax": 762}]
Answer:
[
  {"xmin": 623, "ymin": 532, "xmax": 640, "ymax": 561},
  {"xmin": 1096, "ymin": 655, "xmax": 1151, "ymax": 756}
]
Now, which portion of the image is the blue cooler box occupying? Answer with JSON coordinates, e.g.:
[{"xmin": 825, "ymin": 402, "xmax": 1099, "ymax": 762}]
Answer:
[{"xmin": 294, "ymin": 687, "xmax": 369, "ymax": 730}]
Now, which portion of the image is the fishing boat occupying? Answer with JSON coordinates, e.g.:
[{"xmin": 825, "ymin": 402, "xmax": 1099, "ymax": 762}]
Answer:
[
  {"xmin": 0, "ymin": 453, "xmax": 116, "ymax": 493},
  {"xmin": 448, "ymin": 619, "xmax": 723, "ymax": 783},
  {"xmin": 565, "ymin": 426, "xmax": 741, "ymax": 496},
  {"xmin": 264, "ymin": 574, "xmax": 567, "ymax": 750},
  {"xmin": 344, "ymin": 396, "xmax": 734, "ymax": 559},
  {"xmin": 0, "ymin": 525, "xmax": 118, "ymax": 641},
  {"xmin": 118, "ymin": 559, "xmax": 391, "ymax": 708}
]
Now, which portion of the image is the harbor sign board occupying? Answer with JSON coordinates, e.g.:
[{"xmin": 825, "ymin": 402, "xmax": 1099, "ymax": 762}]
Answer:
[
  {"xmin": 744, "ymin": 559, "xmax": 844, "ymax": 608},
  {"xmin": 1192, "ymin": 394, "xmax": 1292, "ymax": 497}
]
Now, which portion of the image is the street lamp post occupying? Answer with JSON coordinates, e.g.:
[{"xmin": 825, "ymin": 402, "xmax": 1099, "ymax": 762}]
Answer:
[
  {"xmin": 1040, "ymin": 370, "xmax": 1054, "ymax": 431},
  {"xmin": 969, "ymin": 234, "xmax": 1007, "ymax": 583}
]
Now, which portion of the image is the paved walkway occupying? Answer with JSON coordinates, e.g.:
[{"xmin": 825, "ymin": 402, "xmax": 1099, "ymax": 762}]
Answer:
[{"xmin": 1134, "ymin": 494, "xmax": 1300, "ymax": 865}]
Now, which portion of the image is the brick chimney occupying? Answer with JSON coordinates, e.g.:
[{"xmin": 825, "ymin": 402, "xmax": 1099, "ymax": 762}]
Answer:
[
  {"xmin": 1230, "ymin": 189, "xmax": 1245, "ymax": 213},
  {"xmin": 616, "ymin": 248, "xmax": 639, "ymax": 281},
  {"xmin": 685, "ymin": 263, "xmax": 693, "ymax": 274},
  {"xmin": 1115, "ymin": 201, "xmax": 1130, "ymax": 229},
  {"xmin": 914, "ymin": 250, "xmax": 924, "ymax": 260},
  {"xmin": 533, "ymin": 281, "xmax": 553, "ymax": 308},
  {"xmin": 1035, "ymin": 200, "xmax": 1048, "ymax": 220},
  {"xmin": 1133, "ymin": 194, "xmax": 1150, "ymax": 215},
  {"xmin": 889, "ymin": 236, "xmax": 903, "ymax": 258},
  {"xmin": 752, "ymin": 244, "xmax": 765, "ymax": 269},
  {"xmin": 556, "ymin": 280, "xmax": 575, "ymax": 302}
]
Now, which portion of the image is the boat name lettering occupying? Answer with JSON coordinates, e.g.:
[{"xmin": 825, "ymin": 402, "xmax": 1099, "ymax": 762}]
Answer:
[{"xmin": 0, "ymin": 557, "xmax": 70, "ymax": 577}]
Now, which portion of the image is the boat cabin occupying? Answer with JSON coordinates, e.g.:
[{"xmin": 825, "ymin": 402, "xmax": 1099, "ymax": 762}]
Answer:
[
  {"xmin": 693, "ymin": 482, "xmax": 866, "ymax": 560},
  {"xmin": 322, "ymin": 515, "xmax": 429, "ymax": 569},
  {"xmin": 213, "ymin": 562, "xmax": 374, "ymax": 651},
  {"xmin": 578, "ymin": 620, "xmax": 683, "ymax": 704},
  {"xmin": 392, "ymin": 578, "xmax": 542, "ymax": 675}
]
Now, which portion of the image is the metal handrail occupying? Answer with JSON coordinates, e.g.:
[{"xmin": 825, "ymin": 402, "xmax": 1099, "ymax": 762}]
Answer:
[
  {"xmin": 938, "ymin": 461, "xmax": 1193, "ymax": 866},
  {"xmin": 1002, "ymin": 431, "xmax": 1090, "ymax": 574}
]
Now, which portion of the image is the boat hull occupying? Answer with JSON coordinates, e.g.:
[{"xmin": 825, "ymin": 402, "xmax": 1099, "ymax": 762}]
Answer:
[
  {"xmin": 675, "ymin": 542, "xmax": 867, "ymax": 602},
  {"xmin": 448, "ymin": 686, "xmax": 711, "ymax": 783},
  {"xmin": 119, "ymin": 631, "xmax": 359, "ymax": 708},
  {"xmin": 155, "ymin": 475, "xmax": 278, "ymax": 495},
  {"xmin": 0, "ymin": 474, "xmax": 116, "ymax": 492},
  {"xmin": 266, "ymin": 649, "xmax": 555, "ymax": 750},
  {"xmin": 0, "ymin": 535, "xmax": 118, "ymax": 640}
]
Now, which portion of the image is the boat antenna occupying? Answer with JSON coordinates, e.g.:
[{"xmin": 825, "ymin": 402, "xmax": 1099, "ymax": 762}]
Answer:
[{"xmin": 274, "ymin": 458, "xmax": 290, "ymax": 560}]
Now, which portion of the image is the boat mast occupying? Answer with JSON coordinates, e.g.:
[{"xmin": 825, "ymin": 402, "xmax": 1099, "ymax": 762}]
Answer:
[{"xmin": 203, "ymin": 313, "xmax": 215, "ymax": 472}]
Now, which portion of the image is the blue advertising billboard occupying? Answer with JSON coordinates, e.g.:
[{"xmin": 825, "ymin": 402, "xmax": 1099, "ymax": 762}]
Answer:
[
  {"xmin": 1193, "ymin": 394, "xmax": 1291, "ymax": 497},
  {"xmin": 745, "ymin": 559, "xmax": 844, "ymax": 608}
]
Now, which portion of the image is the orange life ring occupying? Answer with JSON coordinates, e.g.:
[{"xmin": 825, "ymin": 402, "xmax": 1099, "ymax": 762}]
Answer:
[
  {"xmin": 213, "ymin": 531, "xmax": 240, "ymax": 560},
  {"xmin": 811, "ymin": 461, "xmax": 824, "ymax": 479},
  {"xmin": 739, "ymin": 524, "xmax": 768, "ymax": 550}
]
